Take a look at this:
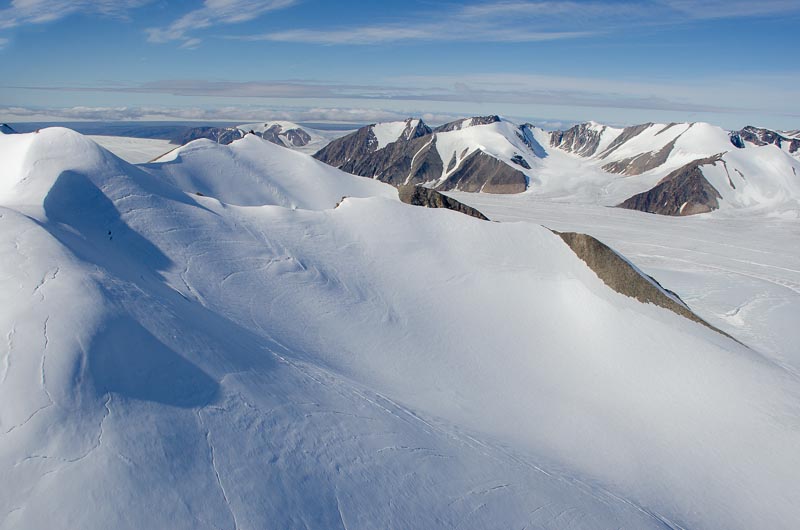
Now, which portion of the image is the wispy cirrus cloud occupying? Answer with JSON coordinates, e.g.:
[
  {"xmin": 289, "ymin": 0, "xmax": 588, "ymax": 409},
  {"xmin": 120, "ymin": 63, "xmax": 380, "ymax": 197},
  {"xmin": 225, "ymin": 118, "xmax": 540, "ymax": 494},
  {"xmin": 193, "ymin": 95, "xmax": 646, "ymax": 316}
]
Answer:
[
  {"xmin": 234, "ymin": 0, "xmax": 800, "ymax": 45},
  {"xmin": 662, "ymin": 0, "xmax": 800, "ymax": 19},
  {"xmin": 238, "ymin": 1, "xmax": 611, "ymax": 45},
  {"xmin": 0, "ymin": 0, "xmax": 151, "ymax": 30},
  {"xmin": 145, "ymin": 0, "xmax": 298, "ymax": 48}
]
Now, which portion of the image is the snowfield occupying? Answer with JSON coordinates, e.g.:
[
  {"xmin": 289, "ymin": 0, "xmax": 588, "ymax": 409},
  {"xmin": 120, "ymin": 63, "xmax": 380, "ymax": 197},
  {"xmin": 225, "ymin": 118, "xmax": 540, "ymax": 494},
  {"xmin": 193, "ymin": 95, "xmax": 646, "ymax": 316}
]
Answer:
[
  {"xmin": 1, "ymin": 128, "xmax": 800, "ymax": 529},
  {"xmin": 88, "ymin": 135, "xmax": 174, "ymax": 164}
]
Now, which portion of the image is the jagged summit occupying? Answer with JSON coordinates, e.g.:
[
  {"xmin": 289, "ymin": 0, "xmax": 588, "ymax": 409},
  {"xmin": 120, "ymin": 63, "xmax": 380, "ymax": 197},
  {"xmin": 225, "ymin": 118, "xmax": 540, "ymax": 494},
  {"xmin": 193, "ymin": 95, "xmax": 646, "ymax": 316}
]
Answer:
[{"xmin": 314, "ymin": 115, "xmax": 541, "ymax": 194}]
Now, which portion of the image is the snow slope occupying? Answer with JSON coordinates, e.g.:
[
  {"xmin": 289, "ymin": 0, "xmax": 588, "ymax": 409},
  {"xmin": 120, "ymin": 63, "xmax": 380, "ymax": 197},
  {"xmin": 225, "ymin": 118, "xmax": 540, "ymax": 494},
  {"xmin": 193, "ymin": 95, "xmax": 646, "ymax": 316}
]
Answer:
[
  {"xmin": 448, "ymin": 190, "xmax": 800, "ymax": 376},
  {"xmin": 88, "ymin": 135, "xmax": 174, "ymax": 164},
  {"xmin": 2, "ymin": 128, "xmax": 800, "ymax": 529},
  {"xmin": 147, "ymin": 135, "xmax": 396, "ymax": 208}
]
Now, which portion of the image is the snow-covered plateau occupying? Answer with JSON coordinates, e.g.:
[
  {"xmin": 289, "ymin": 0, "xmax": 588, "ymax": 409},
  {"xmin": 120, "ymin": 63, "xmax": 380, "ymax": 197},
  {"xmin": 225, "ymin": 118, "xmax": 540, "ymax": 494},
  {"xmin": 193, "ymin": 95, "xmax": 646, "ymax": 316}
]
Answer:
[{"xmin": 1, "ymin": 127, "xmax": 799, "ymax": 529}]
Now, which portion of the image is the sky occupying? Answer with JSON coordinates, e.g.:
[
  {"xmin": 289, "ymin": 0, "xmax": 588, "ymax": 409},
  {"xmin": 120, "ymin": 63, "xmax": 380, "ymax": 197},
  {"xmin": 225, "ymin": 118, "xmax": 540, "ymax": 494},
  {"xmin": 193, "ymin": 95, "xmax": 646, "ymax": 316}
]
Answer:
[{"xmin": 0, "ymin": 0, "xmax": 798, "ymax": 130}]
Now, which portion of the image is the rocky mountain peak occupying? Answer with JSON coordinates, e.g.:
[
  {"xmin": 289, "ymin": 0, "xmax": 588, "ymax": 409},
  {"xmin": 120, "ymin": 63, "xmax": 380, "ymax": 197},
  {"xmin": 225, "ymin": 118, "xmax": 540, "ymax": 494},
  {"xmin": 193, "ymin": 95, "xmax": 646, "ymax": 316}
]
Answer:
[
  {"xmin": 434, "ymin": 115, "xmax": 501, "ymax": 133},
  {"xmin": 730, "ymin": 125, "xmax": 799, "ymax": 153}
]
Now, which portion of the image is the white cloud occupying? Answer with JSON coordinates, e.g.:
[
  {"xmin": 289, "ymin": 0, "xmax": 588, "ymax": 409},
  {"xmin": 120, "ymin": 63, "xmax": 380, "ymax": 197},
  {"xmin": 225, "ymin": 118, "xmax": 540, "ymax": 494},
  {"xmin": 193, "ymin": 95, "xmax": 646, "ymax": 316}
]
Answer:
[
  {"xmin": 0, "ymin": 104, "xmax": 462, "ymax": 125},
  {"xmin": 13, "ymin": 71, "xmax": 799, "ymax": 117},
  {"xmin": 0, "ymin": 0, "xmax": 151, "ymax": 30},
  {"xmin": 146, "ymin": 0, "xmax": 298, "ymax": 47},
  {"xmin": 257, "ymin": 26, "xmax": 594, "ymax": 45}
]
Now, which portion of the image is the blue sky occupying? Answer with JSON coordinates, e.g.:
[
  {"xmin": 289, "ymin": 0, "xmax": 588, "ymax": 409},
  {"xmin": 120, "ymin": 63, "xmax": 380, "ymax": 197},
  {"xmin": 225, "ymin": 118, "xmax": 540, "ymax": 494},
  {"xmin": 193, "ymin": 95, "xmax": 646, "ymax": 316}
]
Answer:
[{"xmin": 0, "ymin": 0, "xmax": 798, "ymax": 129}]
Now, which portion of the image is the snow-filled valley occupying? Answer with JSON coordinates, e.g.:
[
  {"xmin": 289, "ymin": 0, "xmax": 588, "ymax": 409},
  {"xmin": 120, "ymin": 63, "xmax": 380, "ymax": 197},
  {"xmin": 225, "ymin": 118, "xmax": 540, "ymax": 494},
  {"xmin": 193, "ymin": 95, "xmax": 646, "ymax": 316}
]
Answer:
[{"xmin": 2, "ymin": 127, "xmax": 800, "ymax": 529}]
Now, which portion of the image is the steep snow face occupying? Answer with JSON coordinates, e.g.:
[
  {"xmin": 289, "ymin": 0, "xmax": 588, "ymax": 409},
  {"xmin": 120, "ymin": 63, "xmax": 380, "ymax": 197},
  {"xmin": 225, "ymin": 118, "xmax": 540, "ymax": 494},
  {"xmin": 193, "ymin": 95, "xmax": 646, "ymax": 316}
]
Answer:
[
  {"xmin": 146, "ymin": 134, "xmax": 397, "ymax": 209},
  {"xmin": 371, "ymin": 119, "xmax": 419, "ymax": 149},
  {"xmin": 3, "ymin": 128, "xmax": 800, "ymax": 529}
]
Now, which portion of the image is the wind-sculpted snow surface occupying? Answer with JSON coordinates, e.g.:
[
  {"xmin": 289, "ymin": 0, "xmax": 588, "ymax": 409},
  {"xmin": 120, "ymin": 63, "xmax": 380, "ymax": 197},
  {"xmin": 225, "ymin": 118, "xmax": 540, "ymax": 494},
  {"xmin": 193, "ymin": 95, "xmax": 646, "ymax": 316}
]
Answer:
[{"xmin": 2, "ymin": 128, "xmax": 800, "ymax": 529}]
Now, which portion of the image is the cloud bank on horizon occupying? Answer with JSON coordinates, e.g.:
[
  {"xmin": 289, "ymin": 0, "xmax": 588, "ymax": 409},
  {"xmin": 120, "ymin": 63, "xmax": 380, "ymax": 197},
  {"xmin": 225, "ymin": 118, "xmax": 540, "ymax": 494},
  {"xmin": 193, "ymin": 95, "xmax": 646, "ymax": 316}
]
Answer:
[{"xmin": 0, "ymin": 0, "xmax": 798, "ymax": 129}]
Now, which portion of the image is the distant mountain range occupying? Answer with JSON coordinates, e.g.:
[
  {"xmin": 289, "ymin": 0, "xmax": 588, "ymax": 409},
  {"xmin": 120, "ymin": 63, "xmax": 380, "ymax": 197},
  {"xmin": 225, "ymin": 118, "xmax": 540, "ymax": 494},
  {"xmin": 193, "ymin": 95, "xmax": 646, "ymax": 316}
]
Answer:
[
  {"xmin": 171, "ymin": 121, "xmax": 345, "ymax": 154},
  {"xmin": 305, "ymin": 117, "xmax": 800, "ymax": 216}
]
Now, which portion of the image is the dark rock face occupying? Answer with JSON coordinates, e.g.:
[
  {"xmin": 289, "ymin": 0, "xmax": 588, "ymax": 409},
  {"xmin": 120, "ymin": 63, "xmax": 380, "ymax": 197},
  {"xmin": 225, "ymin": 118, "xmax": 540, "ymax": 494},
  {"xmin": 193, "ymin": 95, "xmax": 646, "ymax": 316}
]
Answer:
[
  {"xmin": 434, "ymin": 115, "xmax": 501, "ymax": 133},
  {"xmin": 314, "ymin": 125, "xmax": 381, "ymax": 166},
  {"xmin": 401, "ymin": 119, "xmax": 434, "ymax": 140},
  {"xmin": 327, "ymin": 133, "xmax": 443, "ymax": 187},
  {"xmin": 397, "ymin": 186, "xmax": 489, "ymax": 220},
  {"xmin": 730, "ymin": 126, "xmax": 799, "ymax": 154},
  {"xmin": 602, "ymin": 138, "xmax": 677, "ymax": 175},
  {"xmin": 510, "ymin": 154, "xmax": 531, "ymax": 169},
  {"xmin": 550, "ymin": 123, "xmax": 606, "ymax": 157},
  {"xmin": 0, "ymin": 123, "xmax": 17, "ymax": 134},
  {"xmin": 617, "ymin": 155, "xmax": 723, "ymax": 216},
  {"xmin": 315, "ymin": 116, "xmax": 531, "ymax": 194},
  {"xmin": 437, "ymin": 150, "xmax": 527, "ymax": 194},
  {"xmin": 172, "ymin": 126, "xmax": 246, "ymax": 145},
  {"xmin": 315, "ymin": 119, "xmax": 431, "ymax": 170},
  {"xmin": 555, "ymin": 231, "xmax": 734, "ymax": 339}
]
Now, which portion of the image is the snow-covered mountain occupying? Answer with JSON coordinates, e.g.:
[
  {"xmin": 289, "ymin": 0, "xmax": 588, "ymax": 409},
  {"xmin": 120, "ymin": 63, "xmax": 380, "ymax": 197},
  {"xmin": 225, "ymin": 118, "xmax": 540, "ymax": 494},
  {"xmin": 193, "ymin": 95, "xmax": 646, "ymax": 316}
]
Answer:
[
  {"xmin": 3, "ymin": 127, "xmax": 799, "ymax": 528},
  {"xmin": 548, "ymin": 121, "xmax": 800, "ymax": 215},
  {"xmin": 314, "ymin": 116, "xmax": 543, "ymax": 193},
  {"xmin": 172, "ymin": 121, "xmax": 347, "ymax": 154}
]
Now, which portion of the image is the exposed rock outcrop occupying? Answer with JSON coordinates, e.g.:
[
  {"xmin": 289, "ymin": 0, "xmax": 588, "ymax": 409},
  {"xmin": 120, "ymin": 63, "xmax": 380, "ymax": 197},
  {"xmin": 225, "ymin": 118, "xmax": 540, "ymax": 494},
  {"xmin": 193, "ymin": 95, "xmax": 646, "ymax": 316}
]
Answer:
[
  {"xmin": 260, "ymin": 124, "xmax": 312, "ymax": 147},
  {"xmin": 550, "ymin": 123, "xmax": 606, "ymax": 157},
  {"xmin": 397, "ymin": 186, "xmax": 489, "ymax": 220},
  {"xmin": 617, "ymin": 156, "xmax": 723, "ymax": 215},
  {"xmin": 602, "ymin": 138, "xmax": 677, "ymax": 175},
  {"xmin": 434, "ymin": 115, "xmax": 501, "ymax": 133},
  {"xmin": 172, "ymin": 126, "xmax": 247, "ymax": 145},
  {"xmin": 555, "ymin": 231, "xmax": 735, "ymax": 340}
]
